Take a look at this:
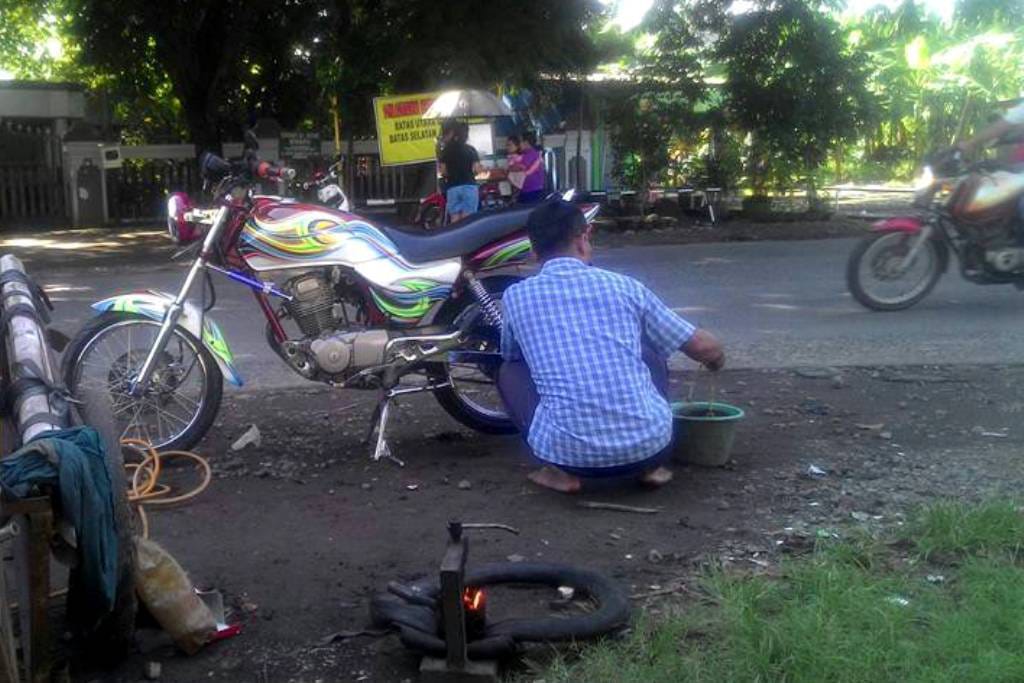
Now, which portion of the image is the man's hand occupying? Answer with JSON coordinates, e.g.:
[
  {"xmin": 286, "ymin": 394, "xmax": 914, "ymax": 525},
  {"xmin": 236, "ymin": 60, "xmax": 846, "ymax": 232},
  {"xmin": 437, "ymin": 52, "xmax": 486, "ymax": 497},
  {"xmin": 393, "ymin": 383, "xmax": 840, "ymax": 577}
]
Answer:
[{"xmin": 682, "ymin": 329, "xmax": 725, "ymax": 372}]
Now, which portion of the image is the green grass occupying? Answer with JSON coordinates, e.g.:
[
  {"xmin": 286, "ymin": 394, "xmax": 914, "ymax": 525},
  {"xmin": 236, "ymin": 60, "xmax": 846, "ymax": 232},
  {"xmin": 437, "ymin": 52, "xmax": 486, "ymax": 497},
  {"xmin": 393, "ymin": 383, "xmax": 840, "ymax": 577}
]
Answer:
[{"xmin": 534, "ymin": 500, "xmax": 1024, "ymax": 683}]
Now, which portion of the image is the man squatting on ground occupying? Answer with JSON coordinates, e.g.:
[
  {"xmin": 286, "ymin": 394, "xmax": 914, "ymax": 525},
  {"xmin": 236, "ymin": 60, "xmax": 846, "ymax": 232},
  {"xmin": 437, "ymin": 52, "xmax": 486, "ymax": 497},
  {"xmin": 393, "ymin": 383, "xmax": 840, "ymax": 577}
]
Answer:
[{"xmin": 497, "ymin": 200, "xmax": 726, "ymax": 494}]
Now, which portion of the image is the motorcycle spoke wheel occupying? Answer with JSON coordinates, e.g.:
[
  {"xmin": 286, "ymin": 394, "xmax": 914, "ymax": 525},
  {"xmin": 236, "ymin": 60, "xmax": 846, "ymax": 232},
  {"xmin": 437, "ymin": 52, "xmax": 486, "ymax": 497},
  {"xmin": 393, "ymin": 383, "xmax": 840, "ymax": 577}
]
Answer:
[
  {"xmin": 71, "ymin": 320, "xmax": 210, "ymax": 449},
  {"xmin": 855, "ymin": 233, "xmax": 939, "ymax": 307}
]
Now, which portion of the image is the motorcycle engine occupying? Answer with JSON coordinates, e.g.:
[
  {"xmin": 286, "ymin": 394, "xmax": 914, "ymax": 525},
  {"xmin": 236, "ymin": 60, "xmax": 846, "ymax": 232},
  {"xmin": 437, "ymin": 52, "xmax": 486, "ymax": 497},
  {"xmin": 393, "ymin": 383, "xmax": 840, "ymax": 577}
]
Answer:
[
  {"xmin": 985, "ymin": 248, "xmax": 1024, "ymax": 273},
  {"xmin": 309, "ymin": 330, "xmax": 389, "ymax": 375},
  {"xmin": 283, "ymin": 272, "xmax": 337, "ymax": 337},
  {"xmin": 279, "ymin": 270, "xmax": 390, "ymax": 380}
]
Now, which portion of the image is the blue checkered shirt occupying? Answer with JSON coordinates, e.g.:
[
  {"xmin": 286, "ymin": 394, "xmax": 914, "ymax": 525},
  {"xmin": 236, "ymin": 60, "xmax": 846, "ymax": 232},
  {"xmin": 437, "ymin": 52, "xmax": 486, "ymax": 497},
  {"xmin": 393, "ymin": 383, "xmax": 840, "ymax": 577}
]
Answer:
[{"xmin": 502, "ymin": 258, "xmax": 696, "ymax": 468}]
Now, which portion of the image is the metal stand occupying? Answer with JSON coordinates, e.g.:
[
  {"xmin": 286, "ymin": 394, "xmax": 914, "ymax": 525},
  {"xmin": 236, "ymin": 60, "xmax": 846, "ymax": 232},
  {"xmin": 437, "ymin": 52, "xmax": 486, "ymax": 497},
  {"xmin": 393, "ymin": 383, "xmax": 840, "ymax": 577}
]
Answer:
[{"xmin": 364, "ymin": 381, "xmax": 452, "ymax": 466}]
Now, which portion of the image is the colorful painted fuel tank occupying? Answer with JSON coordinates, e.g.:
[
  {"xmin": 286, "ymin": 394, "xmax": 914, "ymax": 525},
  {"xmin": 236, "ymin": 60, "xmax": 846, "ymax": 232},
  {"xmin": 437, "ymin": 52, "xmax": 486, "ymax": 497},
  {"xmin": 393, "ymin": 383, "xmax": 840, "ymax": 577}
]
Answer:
[{"xmin": 239, "ymin": 201, "xmax": 461, "ymax": 293}]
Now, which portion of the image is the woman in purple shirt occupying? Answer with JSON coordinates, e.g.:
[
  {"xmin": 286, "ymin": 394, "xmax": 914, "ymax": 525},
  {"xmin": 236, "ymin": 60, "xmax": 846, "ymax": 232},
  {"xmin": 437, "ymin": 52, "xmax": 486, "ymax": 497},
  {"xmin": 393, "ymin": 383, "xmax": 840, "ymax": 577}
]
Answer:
[{"xmin": 516, "ymin": 132, "xmax": 546, "ymax": 204}]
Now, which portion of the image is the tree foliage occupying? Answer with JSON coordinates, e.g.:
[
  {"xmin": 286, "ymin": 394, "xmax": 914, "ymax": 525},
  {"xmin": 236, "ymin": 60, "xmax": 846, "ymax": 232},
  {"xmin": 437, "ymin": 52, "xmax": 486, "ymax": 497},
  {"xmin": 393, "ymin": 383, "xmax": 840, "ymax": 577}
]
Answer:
[{"xmin": 719, "ymin": 1, "xmax": 874, "ymax": 196}]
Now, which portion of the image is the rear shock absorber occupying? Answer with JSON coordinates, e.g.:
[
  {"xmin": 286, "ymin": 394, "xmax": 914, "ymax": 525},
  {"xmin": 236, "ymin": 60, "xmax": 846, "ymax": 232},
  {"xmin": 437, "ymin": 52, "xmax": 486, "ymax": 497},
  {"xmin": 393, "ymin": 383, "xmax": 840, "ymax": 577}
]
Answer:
[{"xmin": 463, "ymin": 272, "xmax": 502, "ymax": 326}]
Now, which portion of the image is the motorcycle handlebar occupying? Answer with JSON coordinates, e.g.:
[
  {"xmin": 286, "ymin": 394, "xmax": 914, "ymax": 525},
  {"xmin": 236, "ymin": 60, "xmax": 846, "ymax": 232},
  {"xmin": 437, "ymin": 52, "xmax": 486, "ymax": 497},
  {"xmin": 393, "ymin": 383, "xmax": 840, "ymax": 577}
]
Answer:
[
  {"xmin": 199, "ymin": 151, "xmax": 295, "ymax": 182},
  {"xmin": 251, "ymin": 158, "xmax": 296, "ymax": 181}
]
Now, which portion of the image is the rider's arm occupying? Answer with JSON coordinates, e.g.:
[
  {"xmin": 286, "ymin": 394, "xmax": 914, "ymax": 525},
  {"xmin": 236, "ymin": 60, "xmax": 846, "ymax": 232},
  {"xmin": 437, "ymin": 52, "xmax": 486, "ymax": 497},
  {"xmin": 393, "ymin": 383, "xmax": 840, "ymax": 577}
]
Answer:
[{"xmin": 959, "ymin": 103, "xmax": 1024, "ymax": 154}]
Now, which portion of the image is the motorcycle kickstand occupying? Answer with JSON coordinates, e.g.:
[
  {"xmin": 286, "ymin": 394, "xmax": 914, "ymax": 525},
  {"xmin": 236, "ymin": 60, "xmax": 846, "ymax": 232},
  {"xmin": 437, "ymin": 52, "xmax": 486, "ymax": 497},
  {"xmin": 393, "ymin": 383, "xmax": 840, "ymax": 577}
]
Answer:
[{"xmin": 364, "ymin": 391, "xmax": 406, "ymax": 467}]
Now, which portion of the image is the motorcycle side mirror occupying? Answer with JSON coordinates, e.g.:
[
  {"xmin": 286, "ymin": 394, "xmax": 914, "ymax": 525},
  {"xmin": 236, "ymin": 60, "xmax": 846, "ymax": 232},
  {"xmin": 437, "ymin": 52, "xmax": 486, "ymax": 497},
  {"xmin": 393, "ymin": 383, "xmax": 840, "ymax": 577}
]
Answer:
[{"xmin": 244, "ymin": 129, "xmax": 260, "ymax": 152}]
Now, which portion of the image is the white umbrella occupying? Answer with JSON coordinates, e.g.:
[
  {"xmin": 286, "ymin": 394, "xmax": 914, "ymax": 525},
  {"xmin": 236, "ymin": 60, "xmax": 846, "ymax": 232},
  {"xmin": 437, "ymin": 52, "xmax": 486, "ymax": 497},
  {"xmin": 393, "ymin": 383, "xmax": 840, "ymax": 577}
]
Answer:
[{"xmin": 422, "ymin": 89, "xmax": 512, "ymax": 119}]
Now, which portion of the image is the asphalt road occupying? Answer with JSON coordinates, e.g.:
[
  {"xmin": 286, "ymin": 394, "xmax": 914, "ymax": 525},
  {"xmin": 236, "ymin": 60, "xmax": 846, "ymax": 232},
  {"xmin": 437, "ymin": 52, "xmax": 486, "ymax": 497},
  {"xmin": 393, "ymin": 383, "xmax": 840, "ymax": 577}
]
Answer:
[{"xmin": 39, "ymin": 237, "xmax": 1024, "ymax": 391}]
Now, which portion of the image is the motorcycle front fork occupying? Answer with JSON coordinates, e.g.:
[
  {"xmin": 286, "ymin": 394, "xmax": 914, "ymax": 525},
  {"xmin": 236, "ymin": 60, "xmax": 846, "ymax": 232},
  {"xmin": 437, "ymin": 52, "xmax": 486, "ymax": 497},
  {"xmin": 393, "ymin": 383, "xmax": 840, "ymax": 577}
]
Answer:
[
  {"xmin": 898, "ymin": 224, "xmax": 935, "ymax": 271},
  {"xmin": 129, "ymin": 207, "xmax": 228, "ymax": 397}
]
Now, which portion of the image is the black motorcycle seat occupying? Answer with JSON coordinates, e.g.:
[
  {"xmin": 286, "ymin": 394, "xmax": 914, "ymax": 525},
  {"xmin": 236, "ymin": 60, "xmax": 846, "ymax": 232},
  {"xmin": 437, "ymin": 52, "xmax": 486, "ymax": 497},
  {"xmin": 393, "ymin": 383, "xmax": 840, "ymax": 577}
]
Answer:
[{"xmin": 381, "ymin": 206, "xmax": 534, "ymax": 263}]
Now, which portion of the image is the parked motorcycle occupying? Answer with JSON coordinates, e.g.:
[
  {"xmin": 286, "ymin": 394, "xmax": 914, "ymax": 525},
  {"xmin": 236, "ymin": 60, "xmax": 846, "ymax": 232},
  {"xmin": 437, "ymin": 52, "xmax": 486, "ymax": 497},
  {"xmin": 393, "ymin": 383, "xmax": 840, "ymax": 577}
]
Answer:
[
  {"xmin": 299, "ymin": 159, "xmax": 351, "ymax": 212},
  {"xmin": 414, "ymin": 180, "xmax": 512, "ymax": 230},
  {"xmin": 63, "ymin": 141, "xmax": 599, "ymax": 461},
  {"xmin": 847, "ymin": 148, "xmax": 1024, "ymax": 310}
]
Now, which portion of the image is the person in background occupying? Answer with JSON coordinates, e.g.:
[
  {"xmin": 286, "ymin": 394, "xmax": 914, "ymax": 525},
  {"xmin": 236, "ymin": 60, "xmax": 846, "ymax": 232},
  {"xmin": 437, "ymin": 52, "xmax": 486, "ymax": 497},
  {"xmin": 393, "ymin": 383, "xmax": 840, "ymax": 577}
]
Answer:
[
  {"xmin": 498, "ymin": 200, "xmax": 725, "ymax": 494},
  {"xmin": 516, "ymin": 131, "xmax": 546, "ymax": 204},
  {"xmin": 505, "ymin": 135, "xmax": 527, "ymax": 197},
  {"xmin": 438, "ymin": 121, "xmax": 482, "ymax": 222}
]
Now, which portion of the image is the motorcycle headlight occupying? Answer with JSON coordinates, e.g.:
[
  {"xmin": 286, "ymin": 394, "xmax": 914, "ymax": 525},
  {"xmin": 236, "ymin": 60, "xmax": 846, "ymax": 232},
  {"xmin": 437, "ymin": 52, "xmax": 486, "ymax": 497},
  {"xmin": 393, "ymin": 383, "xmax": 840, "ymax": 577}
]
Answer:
[
  {"xmin": 166, "ymin": 192, "xmax": 201, "ymax": 244},
  {"xmin": 911, "ymin": 166, "xmax": 938, "ymax": 207},
  {"xmin": 914, "ymin": 166, "xmax": 934, "ymax": 191}
]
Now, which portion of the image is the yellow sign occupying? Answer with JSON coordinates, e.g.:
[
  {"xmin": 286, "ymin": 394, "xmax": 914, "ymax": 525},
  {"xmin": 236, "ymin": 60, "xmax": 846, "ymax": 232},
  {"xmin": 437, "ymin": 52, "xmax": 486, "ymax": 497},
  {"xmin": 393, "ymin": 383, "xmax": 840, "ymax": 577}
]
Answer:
[{"xmin": 373, "ymin": 92, "xmax": 443, "ymax": 166}]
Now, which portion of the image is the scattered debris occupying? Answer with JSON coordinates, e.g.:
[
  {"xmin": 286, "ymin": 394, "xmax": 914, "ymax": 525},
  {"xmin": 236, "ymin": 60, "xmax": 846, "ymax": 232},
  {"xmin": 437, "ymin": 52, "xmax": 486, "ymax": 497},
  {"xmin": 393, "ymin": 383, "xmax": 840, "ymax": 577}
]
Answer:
[
  {"xmin": 360, "ymin": 483, "xmax": 372, "ymax": 491},
  {"xmin": 805, "ymin": 465, "xmax": 828, "ymax": 478},
  {"xmin": 856, "ymin": 423, "xmax": 886, "ymax": 431},
  {"xmin": 457, "ymin": 479, "xmax": 473, "ymax": 490},
  {"xmin": 878, "ymin": 431, "xmax": 893, "ymax": 440},
  {"xmin": 231, "ymin": 424, "xmax": 261, "ymax": 451},
  {"xmin": 557, "ymin": 586, "xmax": 575, "ymax": 601},
  {"xmin": 926, "ymin": 574, "xmax": 946, "ymax": 584},
  {"xmin": 318, "ymin": 629, "xmax": 389, "ymax": 647},
  {"xmin": 851, "ymin": 511, "xmax": 870, "ymax": 522},
  {"xmin": 506, "ymin": 554, "xmax": 525, "ymax": 563},
  {"xmin": 405, "ymin": 484, "xmax": 419, "ymax": 491},
  {"xmin": 886, "ymin": 595, "xmax": 911, "ymax": 607},
  {"xmin": 144, "ymin": 661, "xmax": 162, "ymax": 680},
  {"xmin": 578, "ymin": 501, "xmax": 660, "ymax": 514},
  {"xmin": 799, "ymin": 399, "xmax": 830, "ymax": 416},
  {"xmin": 647, "ymin": 549, "xmax": 665, "ymax": 564}
]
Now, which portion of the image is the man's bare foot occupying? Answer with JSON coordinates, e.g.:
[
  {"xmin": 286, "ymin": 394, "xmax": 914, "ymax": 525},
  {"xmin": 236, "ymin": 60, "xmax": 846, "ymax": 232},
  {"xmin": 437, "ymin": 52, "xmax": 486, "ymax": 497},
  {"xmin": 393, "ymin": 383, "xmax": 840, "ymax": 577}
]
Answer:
[
  {"xmin": 528, "ymin": 466, "xmax": 582, "ymax": 494},
  {"xmin": 639, "ymin": 466, "xmax": 674, "ymax": 488}
]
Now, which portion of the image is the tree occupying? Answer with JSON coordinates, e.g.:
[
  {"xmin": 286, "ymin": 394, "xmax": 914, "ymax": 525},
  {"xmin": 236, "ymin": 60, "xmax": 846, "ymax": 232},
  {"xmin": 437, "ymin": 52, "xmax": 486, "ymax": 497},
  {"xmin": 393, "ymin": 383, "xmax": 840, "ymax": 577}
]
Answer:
[
  {"xmin": 718, "ymin": 0, "xmax": 874, "ymax": 197},
  {"xmin": 61, "ymin": 0, "xmax": 319, "ymax": 150}
]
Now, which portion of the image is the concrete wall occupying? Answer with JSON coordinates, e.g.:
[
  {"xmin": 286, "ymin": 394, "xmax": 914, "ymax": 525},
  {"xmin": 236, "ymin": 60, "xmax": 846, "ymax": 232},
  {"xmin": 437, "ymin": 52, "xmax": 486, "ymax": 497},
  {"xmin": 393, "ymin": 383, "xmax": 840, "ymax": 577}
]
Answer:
[{"xmin": 0, "ymin": 82, "xmax": 85, "ymax": 120}]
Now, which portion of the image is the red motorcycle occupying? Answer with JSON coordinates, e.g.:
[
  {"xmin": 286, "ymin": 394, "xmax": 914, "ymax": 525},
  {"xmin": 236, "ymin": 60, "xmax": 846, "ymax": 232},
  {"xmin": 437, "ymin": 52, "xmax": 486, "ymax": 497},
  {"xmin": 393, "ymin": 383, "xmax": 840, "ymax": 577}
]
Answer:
[
  {"xmin": 414, "ymin": 180, "xmax": 512, "ymax": 230},
  {"xmin": 847, "ymin": 147, "xmax": 1024, "ymax": 310}
]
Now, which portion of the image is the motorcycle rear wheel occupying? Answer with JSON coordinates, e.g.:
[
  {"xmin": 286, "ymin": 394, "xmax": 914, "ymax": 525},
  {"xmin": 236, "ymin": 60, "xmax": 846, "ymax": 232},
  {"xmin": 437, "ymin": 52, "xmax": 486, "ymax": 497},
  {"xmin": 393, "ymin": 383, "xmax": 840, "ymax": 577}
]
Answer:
[
  {"xmin": 428, "ymin": 276, "xmax": 519, "ymax": 435},
  {"xmin": 847, "ymin": 232, "xmax": 944, "ymax": 311}
]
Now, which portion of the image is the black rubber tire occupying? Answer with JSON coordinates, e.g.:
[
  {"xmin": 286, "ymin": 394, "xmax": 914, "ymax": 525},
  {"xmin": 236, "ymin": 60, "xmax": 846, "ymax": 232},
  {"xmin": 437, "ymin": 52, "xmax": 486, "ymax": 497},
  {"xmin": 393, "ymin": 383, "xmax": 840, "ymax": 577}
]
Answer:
[
  {"xmin": 846, "ymin": 232, "xmax": 944, "ymax": 311},
  {"xmin": 428, "ymin": 276, "xmax": 522, "ymax": 435},
  {"xmin": 62, "ymin": 312, "xmax": 223, "ymax": 452},
  {"xmin": 370, "ymin": 561, "xmax": 632, "ymax": 658}
]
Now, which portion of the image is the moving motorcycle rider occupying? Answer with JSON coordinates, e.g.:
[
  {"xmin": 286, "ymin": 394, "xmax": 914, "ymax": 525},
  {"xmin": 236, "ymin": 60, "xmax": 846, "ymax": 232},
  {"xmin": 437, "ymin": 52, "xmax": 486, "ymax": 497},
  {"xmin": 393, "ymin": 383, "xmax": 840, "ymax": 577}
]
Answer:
[{"xmin": 957, "ymin": 99, "xmax": 1024, "ymax": 243}]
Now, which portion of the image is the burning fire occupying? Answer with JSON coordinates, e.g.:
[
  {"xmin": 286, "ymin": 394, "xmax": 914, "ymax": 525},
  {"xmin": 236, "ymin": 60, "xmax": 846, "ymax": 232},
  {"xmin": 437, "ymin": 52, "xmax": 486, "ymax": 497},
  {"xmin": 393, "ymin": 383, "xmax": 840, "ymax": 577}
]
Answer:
[{"xmin": 463, "ymin": 587, "xmax": 486, "ymax": 612}]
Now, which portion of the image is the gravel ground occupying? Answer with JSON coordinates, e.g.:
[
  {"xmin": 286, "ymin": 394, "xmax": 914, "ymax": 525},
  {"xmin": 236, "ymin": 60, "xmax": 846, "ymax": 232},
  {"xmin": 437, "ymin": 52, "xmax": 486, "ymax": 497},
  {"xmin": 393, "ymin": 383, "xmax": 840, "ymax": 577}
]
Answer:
[{"xmin": 73, "ymin": 363, "xmax": 1024, "ymax": 682}]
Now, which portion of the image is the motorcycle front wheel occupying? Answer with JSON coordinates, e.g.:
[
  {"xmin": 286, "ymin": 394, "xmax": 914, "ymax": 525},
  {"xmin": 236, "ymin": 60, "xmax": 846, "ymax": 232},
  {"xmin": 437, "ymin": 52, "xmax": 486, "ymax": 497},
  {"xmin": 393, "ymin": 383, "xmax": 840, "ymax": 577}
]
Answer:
[
  {"xmin": 847, "ymin": 232, "xmax": 944, "ymax": 311},
  {"xmin": 428, "ymin": 276, "xmax": 519, "ymax": 435},
  {"xmin": 62, "ymin": 312, "xmax": 223, "ymax": 451}
]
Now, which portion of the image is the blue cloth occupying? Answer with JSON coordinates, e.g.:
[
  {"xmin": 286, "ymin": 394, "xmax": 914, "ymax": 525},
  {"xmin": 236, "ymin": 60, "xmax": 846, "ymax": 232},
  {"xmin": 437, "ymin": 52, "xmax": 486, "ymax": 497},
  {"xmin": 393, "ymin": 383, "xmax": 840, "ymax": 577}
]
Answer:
[
  {"xmin": 446, "ymin": 184, "xmax": 479, "ymax": 217},
  {"xmin": 0, "ymin": 426, "xmax": 118, "ymax": 622},
  {"xmin": 501, "ymin": 257, "xmax": 696, "ymax": 468}
]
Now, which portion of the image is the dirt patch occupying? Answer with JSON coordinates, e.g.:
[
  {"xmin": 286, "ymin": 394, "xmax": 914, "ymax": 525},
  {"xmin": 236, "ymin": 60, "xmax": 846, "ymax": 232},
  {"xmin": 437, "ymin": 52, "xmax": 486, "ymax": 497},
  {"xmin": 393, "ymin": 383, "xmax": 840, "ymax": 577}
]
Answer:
[{"xmin": 73, "ymin": 363, "xmax": 1024, "ymax": 682}]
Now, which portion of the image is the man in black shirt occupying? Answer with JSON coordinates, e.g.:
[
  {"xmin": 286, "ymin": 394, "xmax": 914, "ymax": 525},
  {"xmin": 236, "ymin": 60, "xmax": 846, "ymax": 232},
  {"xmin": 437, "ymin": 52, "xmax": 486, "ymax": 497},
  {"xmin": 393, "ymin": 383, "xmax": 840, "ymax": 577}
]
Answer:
[{"xmin": 438, "ymin": 122, "xmax": 482, "ymax": 223}]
